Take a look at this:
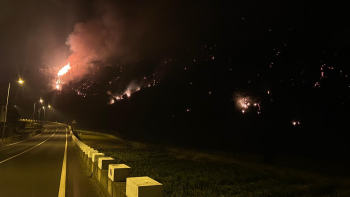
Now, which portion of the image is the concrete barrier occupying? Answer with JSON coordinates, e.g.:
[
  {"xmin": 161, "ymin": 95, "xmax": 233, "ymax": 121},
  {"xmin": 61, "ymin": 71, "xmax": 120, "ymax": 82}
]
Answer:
[
  {"xmin": 126, "ymin": 177, "xmax": 162, "ymax": 197},
  {"xmin": 71, "ymin": 130, "xmax": 163, "ymax": 197},
  {"xmin": 98, "ymin": 157, "xmax": 115, "ymax": 170},
  {"xmin": 108, "ymin": 164, "xmax": 131, "ymax": 182},
  {"xmin": 89, "ymin": 150, "xmax": 98, "ymax": 158},
  {"xmin": 92, "ymin": 153, "xmax": 105, "ymax": 162}
]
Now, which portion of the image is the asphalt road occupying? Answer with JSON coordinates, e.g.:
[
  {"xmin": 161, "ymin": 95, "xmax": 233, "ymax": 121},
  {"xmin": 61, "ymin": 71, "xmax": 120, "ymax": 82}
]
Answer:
[{"xmin": 0, "ymin": 123, "xmax": 101, "ymax": 197}]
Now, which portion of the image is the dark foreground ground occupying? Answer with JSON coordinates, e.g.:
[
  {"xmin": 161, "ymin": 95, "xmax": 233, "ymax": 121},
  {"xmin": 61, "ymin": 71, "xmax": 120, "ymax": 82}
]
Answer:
[{"xmin": 76, "ymin": 130, "xmax": 350, "ymax": 197}]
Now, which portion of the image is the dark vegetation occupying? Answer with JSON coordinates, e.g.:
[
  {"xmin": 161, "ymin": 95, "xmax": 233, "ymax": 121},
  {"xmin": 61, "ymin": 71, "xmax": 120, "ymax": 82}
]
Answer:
[{"xmin": 1, "ymin": 107, "xmax": 21, "ymax": 137}]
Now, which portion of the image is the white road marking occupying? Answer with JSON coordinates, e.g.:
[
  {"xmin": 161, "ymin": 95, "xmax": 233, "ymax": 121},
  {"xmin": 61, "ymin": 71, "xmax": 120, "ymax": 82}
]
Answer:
[
  {"xmin": 0, "ymin": 128, "xmax": 48, "ymax": 148},
  {"xmin": 0, "ymin": 128, "xmax": 57, "ymax": 164},
  {"xmin": 58, "ymin": 128, "xmax": 68, "ymax": 197}
]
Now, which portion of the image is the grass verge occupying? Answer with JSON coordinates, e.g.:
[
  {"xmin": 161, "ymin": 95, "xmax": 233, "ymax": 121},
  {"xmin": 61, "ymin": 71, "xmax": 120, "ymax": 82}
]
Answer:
[
  {"xmin": 78, "ymin": 131, "xmax": 350, "ymax": 197},
  {"xmin": 96, "ymin": 148, "xmax": 350, "ymax": 197}
]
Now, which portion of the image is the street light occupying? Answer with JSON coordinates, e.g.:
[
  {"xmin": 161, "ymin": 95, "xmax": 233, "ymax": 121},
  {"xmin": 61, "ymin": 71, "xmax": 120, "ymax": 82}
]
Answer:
[{"xmin": 2, "ymin": 79, "xmax": 24, "ymax": 144}]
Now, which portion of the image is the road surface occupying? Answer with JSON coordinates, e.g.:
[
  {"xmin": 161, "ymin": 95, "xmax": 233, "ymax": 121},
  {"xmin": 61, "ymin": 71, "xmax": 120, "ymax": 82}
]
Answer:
[{"xmin": 0, "ymin": 123, "xmax": 101, "ymax": 197}]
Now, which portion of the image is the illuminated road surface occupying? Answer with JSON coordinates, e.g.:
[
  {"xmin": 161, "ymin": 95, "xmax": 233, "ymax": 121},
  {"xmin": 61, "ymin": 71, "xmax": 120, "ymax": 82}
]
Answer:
[{"xmin": 0, "ymin": 123, "xmax": 101, "ymax": 197}]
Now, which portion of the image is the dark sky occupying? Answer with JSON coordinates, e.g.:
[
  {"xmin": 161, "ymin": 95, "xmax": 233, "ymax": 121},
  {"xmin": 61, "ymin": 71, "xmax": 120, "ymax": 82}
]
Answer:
[
  {"xmin": 0, "ymin": 0, "xmax": 296, "ymax": 80},
  {"xmin": 0, "ymin": 0, "xmax": 93, "ymax": 101}
]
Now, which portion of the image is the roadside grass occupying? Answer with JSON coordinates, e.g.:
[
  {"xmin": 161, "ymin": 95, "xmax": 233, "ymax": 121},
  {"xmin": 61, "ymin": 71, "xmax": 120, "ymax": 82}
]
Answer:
[
  {"xmin": 97, "ymin": 148, "xmax": 350, "ymax": 197},
  {"xmin": 77, "ymin": 131, "xmax": 350, "ymax": 197}
]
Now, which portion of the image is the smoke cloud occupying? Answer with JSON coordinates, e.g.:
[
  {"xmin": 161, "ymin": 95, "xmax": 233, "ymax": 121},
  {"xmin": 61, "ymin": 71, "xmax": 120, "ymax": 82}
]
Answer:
[
  {"xmin": 60, "ymin": 0, "xmax": 224, "ymax": 84},
  {"xmin": 65, "ymin": 0, "xmax": 126, "ymax": 79}
]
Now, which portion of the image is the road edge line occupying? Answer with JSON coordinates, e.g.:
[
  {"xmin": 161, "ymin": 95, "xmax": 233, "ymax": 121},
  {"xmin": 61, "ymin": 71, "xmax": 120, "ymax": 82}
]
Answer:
[{"xmin": 58, "ymin": 128, "xmax": 68, "ymax": 197}]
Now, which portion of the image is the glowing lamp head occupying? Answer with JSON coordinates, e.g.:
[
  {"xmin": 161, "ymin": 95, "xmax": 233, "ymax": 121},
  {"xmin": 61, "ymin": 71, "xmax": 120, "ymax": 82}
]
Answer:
[
  {"xmin": 18, "ymin": 78, "xmax": 24, "ymax": 84},
  {"xmin": 48, "ymin": 105, "xmax": 51, "ymax": 108},
  {"xmin": 40, "ymin": 99, "xmax": 43, "ymax": 103}
]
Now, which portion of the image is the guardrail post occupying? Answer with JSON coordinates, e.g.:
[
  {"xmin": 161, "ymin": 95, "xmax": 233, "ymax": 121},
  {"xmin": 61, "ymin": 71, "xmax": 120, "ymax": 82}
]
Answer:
[{"xmin": 126, "ymin": 177, "xmax": 162, "ymax": 197}]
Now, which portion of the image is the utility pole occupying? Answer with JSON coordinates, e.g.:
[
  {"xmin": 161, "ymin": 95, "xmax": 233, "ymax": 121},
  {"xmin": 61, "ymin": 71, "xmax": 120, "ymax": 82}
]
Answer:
[{"xmin": 2, "ymin": 83, "xmax": 10, "ymax": 144}]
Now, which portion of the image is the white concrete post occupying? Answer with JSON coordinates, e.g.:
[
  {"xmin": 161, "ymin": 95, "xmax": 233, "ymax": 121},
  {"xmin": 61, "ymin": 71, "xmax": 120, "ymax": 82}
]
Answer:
[
  {"xmin": 108, "ymin": 164, "xmax": 131, "ymax": 182},
  {"xmin": 126, "ymin": 176, "xmax": 162, "ymax": 197},
  {"xmin": 98, "ymin": 157, "xmax": 115, "ymax": 170},
  {"xmin": 88, "ymin": 150, "xmax": 98, "ymax": 158}
]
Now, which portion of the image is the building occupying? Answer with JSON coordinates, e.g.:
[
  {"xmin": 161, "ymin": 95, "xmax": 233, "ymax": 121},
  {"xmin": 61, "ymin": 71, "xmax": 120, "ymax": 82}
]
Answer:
[{"xmin": 0, "ymin": 104, "xmax": 5, "ymax": 123}]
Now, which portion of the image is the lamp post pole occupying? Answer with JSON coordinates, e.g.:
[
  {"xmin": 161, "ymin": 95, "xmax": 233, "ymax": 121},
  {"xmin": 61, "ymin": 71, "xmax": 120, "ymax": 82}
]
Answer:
[
  {"xmin": 2, "ymin": 83, "xmax": 10, "ymax": 144},
  {"xmin": 33, "ymin": 102, "xmax": 36, "ymax": 121},
  {"xmin": 43, "ymin": 107, "xmax": 46, "ymax": 122},
  {"xmin": 1, "ymin": 79, "xmax": 24, "ymax": 144}
]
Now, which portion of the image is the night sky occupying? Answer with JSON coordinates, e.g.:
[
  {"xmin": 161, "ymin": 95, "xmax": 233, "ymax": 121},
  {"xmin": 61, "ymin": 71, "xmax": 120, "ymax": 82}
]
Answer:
[{"xmin": 1, "ymin": 0, "xmax": 350, "ymax": 159}]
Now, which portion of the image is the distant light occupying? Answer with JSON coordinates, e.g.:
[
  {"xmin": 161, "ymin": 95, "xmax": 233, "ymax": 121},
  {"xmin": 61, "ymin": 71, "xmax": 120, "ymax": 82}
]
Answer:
[
  {"xmin": 293, "ymin": 122, "xmax": 297, "ymax": 126},
  {"xmin": 18, "ymin": 79, "xmax": 24, "ymax": 84},
  {"xmin": 48, "ymin": 105, "xmax": 51, "ymax": 108},
  {"xmin": 42, "ymin": 106, "xmax": 45, "ymax": 109},
  {"xmin": 40, "ymin": 99, "xmax": 43, "ymax": 103},
  {"xmin": 187, "ymin": 109, "xmax": 191, "ymax": 112},
  {"xmin": 242, "ymin": 110, "xmax": 245, "ymax": 114}
]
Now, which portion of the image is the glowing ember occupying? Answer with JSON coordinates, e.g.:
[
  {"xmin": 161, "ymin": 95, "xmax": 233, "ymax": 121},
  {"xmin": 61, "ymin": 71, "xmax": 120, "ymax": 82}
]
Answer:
[
  {"xmin": 55, "ymin": 79, "xmax": 61, "ymax": 90},
  {"xmin": 108, "ymin": 99, "xmax": 115, "ymax": 105},
  {"xmin": 125, "ymin": 90, "xmax": 131, "ymax": 97},
  {"xmin": 58, "ymin": 62, "xmax": 71, "ymax": 77}
]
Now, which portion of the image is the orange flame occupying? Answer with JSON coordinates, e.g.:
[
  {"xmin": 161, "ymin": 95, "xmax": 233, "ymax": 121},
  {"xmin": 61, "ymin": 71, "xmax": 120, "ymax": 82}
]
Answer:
[{"xmin": 58, "ymin": 62, "xmax": 71, "ymax": 77}]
